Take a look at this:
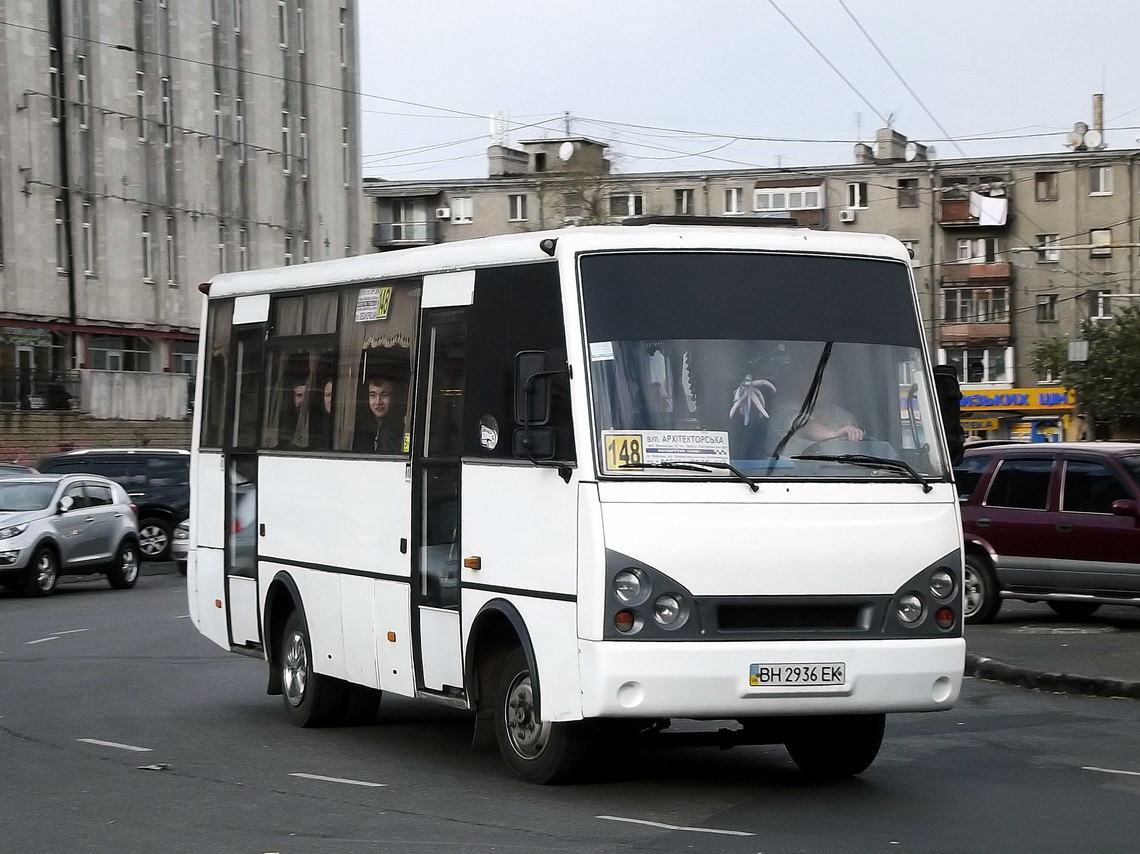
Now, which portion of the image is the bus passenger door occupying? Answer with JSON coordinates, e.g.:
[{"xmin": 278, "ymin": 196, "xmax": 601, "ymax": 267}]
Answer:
[{"xmin": 411, "ymin": 307, "xmax": 467, "ymax": 694}]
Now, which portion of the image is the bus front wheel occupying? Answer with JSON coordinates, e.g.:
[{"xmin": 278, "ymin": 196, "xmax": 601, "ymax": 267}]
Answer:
[
  {"xmin": 280, "ymin": 611, "xmax": 346, "ymax": 727},
  {"xmin": 493, "ymin": 646, "xmax": 588, "ymax": 784},
  {"xmin": 784, "ymin": 713, "xmax": 885, "ymax": 779}
]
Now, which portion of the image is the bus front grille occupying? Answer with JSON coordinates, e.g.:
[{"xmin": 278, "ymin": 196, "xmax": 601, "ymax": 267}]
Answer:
[{"xmin": 716, "ymin": 602, "xmax": 868, "ymax": 632}]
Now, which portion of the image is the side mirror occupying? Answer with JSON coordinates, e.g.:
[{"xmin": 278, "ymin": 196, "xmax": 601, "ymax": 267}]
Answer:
[
  {"xmin": 932, "ymin": 364, "xmax": 965, "ymax": 466},
  {"xmin": 1111, "ymin": 499, "xmax": 1139, "ymax": 518},
  {"xmin": 514, "ymin": 350, "xmax": 551, "ymax": 426},
  {"xmin": 58, "ymin": 495, "xmax": 75, "ymax": 514},
  {"xmin": 512, "ymin": 427, "xmax": 556, "ymax": 461}
]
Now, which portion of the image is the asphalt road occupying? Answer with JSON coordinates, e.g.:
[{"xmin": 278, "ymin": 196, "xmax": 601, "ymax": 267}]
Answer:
[{"xmin": 2, "ymin": 569, "xmax": 1139, "ymax": 854}]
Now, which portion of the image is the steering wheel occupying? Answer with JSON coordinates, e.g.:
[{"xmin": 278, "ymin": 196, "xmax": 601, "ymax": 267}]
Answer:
[{"xmin": 802, "ymin": 436, "xmax": 897, "ymax": 458}]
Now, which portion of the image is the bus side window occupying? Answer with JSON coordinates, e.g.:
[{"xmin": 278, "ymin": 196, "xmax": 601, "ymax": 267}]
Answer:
[
  {"xmin": 262, "ymin": 293, "xmax": 336, "ymax": 451},
  {"xmin": 464, "ymin": 263, "xmax": 574, "ymax": 462},
  {"xmin": 334, "ymin": 280, "xmax": 420, "ymax": 454},
  {"xmin": 200, "ymin": 299, "xmax": 233, "ymax": 449}
]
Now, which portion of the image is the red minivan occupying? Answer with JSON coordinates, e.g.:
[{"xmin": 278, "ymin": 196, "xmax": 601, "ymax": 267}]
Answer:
[{"xmin": 956, "ymin": 442, "xmax": 1140, "ymax": 623}]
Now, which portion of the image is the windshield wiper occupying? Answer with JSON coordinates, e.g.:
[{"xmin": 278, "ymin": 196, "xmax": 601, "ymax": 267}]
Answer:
[
  {"xmin": 791, "ymin": 453, "xmax": 934, "ymax": 493},
  {"xmin": 621, "ymin": 460, "xmax": 759, "ymax": 492}
]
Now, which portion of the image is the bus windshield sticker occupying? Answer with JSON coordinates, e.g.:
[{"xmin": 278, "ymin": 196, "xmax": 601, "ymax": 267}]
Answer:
[
  {"xmin": 603, "ymin": 430, "xmax": 730, "ymax": 473},
  {"xmin": 589, "ymin": 341, "xmax": 615, "ymax": 361},
  {"xmin": 355, "ymin": 286, "xmax": 393, "ymax": 322}
]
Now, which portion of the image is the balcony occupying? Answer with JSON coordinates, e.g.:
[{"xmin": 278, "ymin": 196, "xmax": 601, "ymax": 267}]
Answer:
[
  {"xmin": 939, "ymin": 197, "xmax": 1010, "ymax": 228},
  {"xmin": 942, "ymin": 262, "xmax": 1012, "ymax": 284},
  {"xmin": 372, "ymin": 220, "xmax": 440, "ymax": 249},
  {"xmin": 939, "ymin": 320, "xmax": 1012, "ymax": 345}
]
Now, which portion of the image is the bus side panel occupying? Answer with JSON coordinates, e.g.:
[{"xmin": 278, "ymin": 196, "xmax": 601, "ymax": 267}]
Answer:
[
  {"xmin": 192, "ymin": 546, "xmax": 229, "ymax": 650},
  {"xmin": 195, "ymin": 452, "xmax": 226, "ymax": 549},
  {"xmin": 373, "ymin": 579, "xmax": 415, "ymax": 697},
  {"xmin": 258, "ymin": 457, "xmax": 411, "ymax": 577},
  {"xmin": 460, "ymin": 464, "xmax": 576, "ymax": 596},
  {"xmin": 462, "ymin": 590, "xmax": 583, "ymax": 722},
  {"xmin": 576, "ymin": 483, "xmax": 606, "ymax": 642},
  {"xmin": 340, "ymin": 575, "xmax": 379, "ymax": 690},
  {"xmin": 262, "ymin": 562, "xmax": 347, "ymax": 681}
]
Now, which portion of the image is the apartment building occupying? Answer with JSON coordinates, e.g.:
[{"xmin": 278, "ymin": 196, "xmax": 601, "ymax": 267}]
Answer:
[
  {"xmin": 364, "ymin": 126, "xmax": 1140, "ymax": 441},
  {"xmin": 0, "ymin": 0, "xmax": 361, "ymax": 411}
]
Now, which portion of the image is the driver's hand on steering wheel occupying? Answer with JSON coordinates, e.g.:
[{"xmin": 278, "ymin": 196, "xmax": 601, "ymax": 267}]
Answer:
[{"xmin": 834, "ymin": 424, "xmax": 865, "ymax": 441}]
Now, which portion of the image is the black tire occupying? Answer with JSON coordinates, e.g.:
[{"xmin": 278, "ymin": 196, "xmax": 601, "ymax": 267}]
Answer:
[
  {"xmin": 964, "ymin": 553, "xmax": 1001, "ymax": 624},
  {"xmin": 784, "ymin": 713, "xmax": 885, "ymax": 779},
  {"xmin": 280, "ymin": 611, "xmax": 347, "ymax": 727},
  {"xmin": 1047, "ymin": 601, "xmax": 1102, "ymax": 620},
  {"xmin": 493, "ymin": 646, "xmax": 589, "ymax": 784},
  {"xmin": 341, "ymin": 684, "xmax": 382, "ymax": 726},
  {"xmin": 137, "ymin": 517, "xmax": 173, "ymax": 562},
  {"xmin": 107, "ymin": 541, "xmax": 141, "ymax": 589},
  {"xmin": 23, "ymin": 547, "xmax": 59, "ymax": 597}
]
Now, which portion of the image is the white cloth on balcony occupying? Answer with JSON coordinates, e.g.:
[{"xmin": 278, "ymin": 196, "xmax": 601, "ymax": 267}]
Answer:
[{"xmin": 968, "ymin": 191, "xmax": 1008, "ymax": 226}]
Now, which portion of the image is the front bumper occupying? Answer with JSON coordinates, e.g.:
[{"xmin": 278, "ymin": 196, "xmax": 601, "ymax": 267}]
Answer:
[
  {"xmin": 578, "ymin": 637, "xmax": 965, "ymax": 718},
  {"xmin": 0, "ymin": 540, "xmax": 32, "ymax": 573}
]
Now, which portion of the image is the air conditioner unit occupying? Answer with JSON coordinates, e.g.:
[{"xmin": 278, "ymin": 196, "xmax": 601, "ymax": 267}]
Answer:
[
  {"xmin": 839, "ymin": 209, "xmax": 857, "ymax": 223},
  {"xmin": 434, "ymin": 207, "xmax": 451, "ymax": 219}
]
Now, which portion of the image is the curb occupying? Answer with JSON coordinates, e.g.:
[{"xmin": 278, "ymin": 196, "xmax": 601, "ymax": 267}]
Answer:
[{"xmin": 966, "ymin": 652, "xmax": 1140, "ymax": 700}]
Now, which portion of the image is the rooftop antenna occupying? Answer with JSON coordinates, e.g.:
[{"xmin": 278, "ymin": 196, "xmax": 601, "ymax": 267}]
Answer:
[
  {"xmin": 489, "ymin": 111, "xmax": 508, "ymax": 147},
  {"xmin": 564, "ymin": 110, "xmax": 572, "ymax": 136}
]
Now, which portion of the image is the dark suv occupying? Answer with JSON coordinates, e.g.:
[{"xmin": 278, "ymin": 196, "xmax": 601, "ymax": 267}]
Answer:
[
  {"xmin": 37, "ymin": 449, "xmax": 189, "ymax": 561},
  {"xmin": 956, "ymin": 442, "xmax": 1140, "ymax": 622}
]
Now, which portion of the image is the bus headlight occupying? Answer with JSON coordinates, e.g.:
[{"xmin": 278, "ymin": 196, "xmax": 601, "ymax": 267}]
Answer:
[
  {"xmin": 613, "ymin": 569, "xmax": 647, "ymax": 605},
  {"xmin": 652, "ymin": 594, "xmax": 684, "ymax": 627},
  {"xmin": 897, "ymin": 594, "xmax": 925, "ymax": 625},
  {"xmin": 929, "ymin": 569, "xmax": 955, "ymax": 599}
]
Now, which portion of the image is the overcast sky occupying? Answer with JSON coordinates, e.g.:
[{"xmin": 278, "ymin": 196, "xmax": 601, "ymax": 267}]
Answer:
[{"xmin": 358, "ymin": 0, "xmax": 1140, "ymax": 181}]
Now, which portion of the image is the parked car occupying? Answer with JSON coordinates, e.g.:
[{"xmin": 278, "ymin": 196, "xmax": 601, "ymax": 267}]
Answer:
[
  {"xmin": 956, "ymin": 442, "xmax": 1140, "ymax": 623},
  {"xmin": 0, "ymin": 464, "xmax": 38, "ymax": 479},
  {"xmin": 36, "ymin": 449, "xmax": 189, "ymax": 562},
  {"xmin": 0, "ymin": 475, "xmax": 140, "ymax": 596},
  {"xmin": 172, "ymin": 519, "xmax": 189, "ymax": 576}
]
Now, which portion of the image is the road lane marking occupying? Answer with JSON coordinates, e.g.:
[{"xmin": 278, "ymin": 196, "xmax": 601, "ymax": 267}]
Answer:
[
  {"xmin": 52, "ymin": 629, "xmax": 90, "ymax": 635},
  {"xmin": 175, "ymin": 615, "xmax": 191, "ymax": 619},
  {"xmin": 289, "ymin": 773, "xmax": 386, "ymax": 788},
  {"xmin": 26, "ymin": 637, "xmax": 60, "ymax": 645},
  {"xmin": 77, "ymin": 738, "xmax": 153, "ymax": 752},
  {"xmin": 596, "ymin": 816, "xmax": 754, "ymax": 837},
  {"xmin": 1083, "ymin": 766, "xmax": 1140, "ymax": 777}
]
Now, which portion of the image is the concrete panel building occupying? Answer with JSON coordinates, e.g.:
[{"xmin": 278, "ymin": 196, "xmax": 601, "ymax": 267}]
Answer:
[{"xmin": 0, "ymin": 0, "xmax": 361, "ymax": 410}]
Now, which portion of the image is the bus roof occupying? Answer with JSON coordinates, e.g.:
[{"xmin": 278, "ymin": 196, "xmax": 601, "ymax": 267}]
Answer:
[{"xmin": 207, "ymin": 224, "xmax": 912, "ymax": 299}]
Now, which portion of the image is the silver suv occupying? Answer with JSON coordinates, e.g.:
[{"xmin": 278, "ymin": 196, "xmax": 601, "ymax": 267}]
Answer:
[{"xmin": 0, "ymin": 475, "xmax": 141, "ymax": 596}]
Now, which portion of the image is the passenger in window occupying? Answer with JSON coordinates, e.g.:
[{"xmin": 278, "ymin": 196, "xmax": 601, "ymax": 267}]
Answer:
[
  {"xmin": 311, "ymin": 377, "xmax": 335, "ymax": 450},
  {"xmin": 353, "ymin": 375, "xmax": 403, "ymax": 454},
  {"xmin": 287, "ymin": 380, "xmax": 310, "ymax": 448}
]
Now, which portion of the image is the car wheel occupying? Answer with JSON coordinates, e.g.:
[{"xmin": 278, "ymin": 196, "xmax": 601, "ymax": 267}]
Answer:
[
  {"xmin": 137, "ymin": 518, "xmax": 173, "ymax": 561},
  {"xmin": 964, "ymin": 554, "xmax": 1001, "ymax": 624},
  {"xmin": 107, "ymin": 542, "xmax": 140, "ymax": 589},
  {"xmin": 784, "ymin": 714, "xmax": 885, "ymax": 779},
  {"xmin": 280, "ymin": 611, "xmax": 347, "ymax": 727},
  {"xmin": 1047, "ymin": 601, "xmax": 1102, "ymax": 620},
  {"xmin": 493, "ymin": 646, "xmax": 590, "ymax": 784},
  {"xmin": 24, "ymin": 547, "xmax": 59, "ymax": 597}
]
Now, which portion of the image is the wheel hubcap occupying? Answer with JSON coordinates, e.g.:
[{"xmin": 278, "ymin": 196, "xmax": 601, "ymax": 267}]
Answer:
[
  {"xmin": 139, "ymin": 526, "xmax": 168, "ymax": 556},
  {"xmin": 36, "ymin": 554, "xmax": 56, "ymax": 590},
  {"xmin": 282, "ymin": 630, "xmax": 308, "ymax": 707},
  {"xmin": 504, "ymin": 672, "xmax": 550, "ymax": 759},
  {"xmin": 120, "ymin": 548, "xmax": 139, "ymax": 583},
  {"xmin": 963, "ymin": 566, "xmax": 983, "ymax": 617}
]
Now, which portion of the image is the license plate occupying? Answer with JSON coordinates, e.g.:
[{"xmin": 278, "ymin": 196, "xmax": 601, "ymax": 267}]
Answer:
[{"xmin": 749, "ymin": 662, "xmax": 846, "ymax": 687}]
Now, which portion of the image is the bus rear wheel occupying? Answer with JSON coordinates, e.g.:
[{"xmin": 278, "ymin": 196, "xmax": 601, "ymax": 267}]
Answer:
[
  {"xmin": 280, "ymin": 611, "xmax": 346, "ymax": 727},
  {"xmin": 493, "ymin": 646, "xmax": 588, "ymax": 784},
  {"xmin": 784, "ymin": 713, "xmax": 885, "ymax": 779}
]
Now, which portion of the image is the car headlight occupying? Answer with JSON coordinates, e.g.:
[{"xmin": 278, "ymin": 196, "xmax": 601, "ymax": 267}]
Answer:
[
  {"xmin": 929, "ymin": 569, "xmax": 955, "ymax": 599},
  {"xmin": 0, "ymin": 523, "xmax": 28, "ymax": 540},
  {"xmin": 897, "ymin": 593, "xmax": 925, "ymax": 624},
  {"xmin": 613, "ymin": 569, "xmax": 647, "ymax": 604}
]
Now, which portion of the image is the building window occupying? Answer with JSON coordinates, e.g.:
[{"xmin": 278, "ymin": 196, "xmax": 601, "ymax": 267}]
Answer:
[
  {"xmin": 942, "ymin": 287, "xmax": 1008, "ymax": 323},
  {"xmin": 302, "ymin": 237, "xmax": 311, "ymax": 263},
  {"xmin": 339, "ymin": 8, "xmax": 347, "ymax": 65},
  {"xmin": 160, "ymin": 76, "xmax": 173, "ymax": 147},
  {"xmin": 897, "ymin": 178, "xmax": 919, "ymax": 208},
  {"xmin": 508, "ymin": 194, "xmax": 528, "ymax": 222},
  {"xmin": 341, "ymin": 126, "xmax": 350, "ymax": 186},
  {"xmin": 235, "ymin": 98, "xmax": 246, "ymax": 163},
  {"xmin": 1036, "ymin": 294, "xmax": 1058, "ymax": 322},
  {"xmin": 55, "ymin": 197, "xmax": 68, "ymax": 273},
  {"xmin": 674, "ymin": 189, "xmax": 693, "ymax": 215},
  {"xmin": 1036, "ymin": 233, "xmax": 1060, "ymax": 263},
  {"xmin": 89, "ymin": 335, "xmax": 152, "ymax": 372},
  {"xmin": 956, "ymin": 237, "xmax": 997, "ymax": 263},
  {"xmin": 847, "ymin": 182, "xmax": 868, "ymax": 209},
  {"xmin": 754, "ymin": 187, "xmax": 822, "ymax": 211},
  {"xmin": 210, "ymin": 0, "xmax": 219, "ymax": 26},
  {"xmin": 1090, "ymin": 228, "xmax": 1112, "ymax": 257},
  {"xmin": 1091, "ymin": 290, "xmax": 1113, "ymax": 320},
  {"xmin": 901, "ymin": 240, "xmax": 918, "ymax": 263},
  {"xmin": 76, "ymin": 55, "xmax": 90, "ymax": 130},
  {"xmin": 172, "ymin": 339, "xmax": 198, "ymax": 375},
  {"xmin": 277, "ymin": 0, "xmax": 289, "ymax": 47},
  {"xmin": 1035, "ymin": 171, "xmax": 1058, "ymax": 202},
  {"xmin": 284, "ymin": 233, "xmax": 295, "ymax": 266},
  {"xmin": 942, "ymin": 347, "xmax": 1011, "ymax": 384},
  {"xmin": 141, "ymin": 212, "xmax": 153, "ymax": 282},
  {"xmin": 49, "ymin": 46, "xmax": 62, "ymax": 122},
  {"xmin": 452, "ymin": 197, "xmax": 474, "ymax": 223},
  {"xmin": 217, "ymin": 223, "xmax": 227, "ymax": 272},
  {"xmin": 1089, "ymin": 165, "xmax": 1113, "ymax": 196},
  {"xmin": 299, "ymin": 115, "xmax": 309, "ymax": 178},
  {"xmin": 234, "ymin": 0, "xmax": 242, "ymax": 32},
  {"xmin": 610, "ymin": 193, "xmax": 644, "ymax": 218},
  {"xmin": 213, "ymin": 91, "xmax": 223, "ymax": 158},
  {"xmin": 81, "ymin": 199, "xmax": 95, "ymax": 275},
  {"xmin": 281, "ymin": 111, "xmax": 291, "ymax": 175},
  {"xmin": 239, "ymin": 227, "xmax": 248, "ymax": 271},
  {"xmin": 165, "ymin": 215, "xmax": 177, "ymax": 285},
  {"xmin": 296, "ymin": 1, "xmax": 306, "ymax": 53},
  {"xmin": 724, "ymin": 187, "xmax": 743, "ymax": 214}
]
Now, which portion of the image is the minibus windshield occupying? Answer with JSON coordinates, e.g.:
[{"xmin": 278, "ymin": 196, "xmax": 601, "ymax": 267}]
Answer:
[{"xmin": 579, "ymin": 251, "xmax": 948, "ymax": 482}]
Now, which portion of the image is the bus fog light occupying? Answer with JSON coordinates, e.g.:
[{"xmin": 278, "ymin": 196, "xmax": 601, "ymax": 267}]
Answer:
[
  {"xmin": 613, "ymin": 569, "xmax": 645, "ymax": 604},
  {"xmin": 897, "ymin": 594, "xmax": 924, "ymax": 624},
  {"xmin": 614, "ymin": 609, "xmax": 637, "ymax": 633},
  {"xmin": 935, "ymin": 607, "xmax": 956, "ymax": 629},
  {"xmin": 653, "ymin": 595, "xmax": 682, "ymax": 626},
  {"xmin": 929, "ymin": 569, "xmax": 955, "ymax": 599}
]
